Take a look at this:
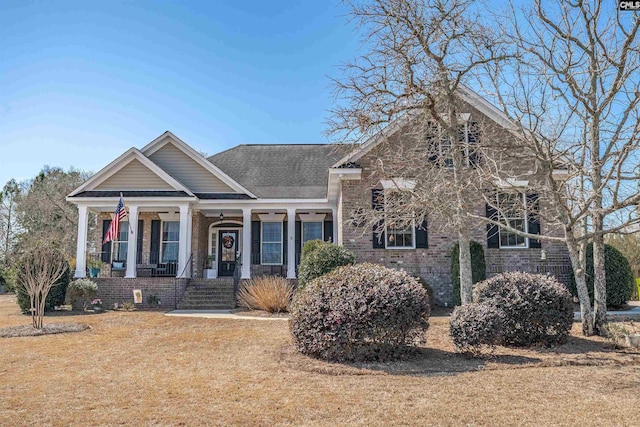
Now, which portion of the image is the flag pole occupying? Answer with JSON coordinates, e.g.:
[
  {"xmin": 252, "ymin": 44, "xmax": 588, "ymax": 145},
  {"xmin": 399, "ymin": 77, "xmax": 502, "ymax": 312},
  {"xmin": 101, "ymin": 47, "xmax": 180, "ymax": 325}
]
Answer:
[{"xmin": 120, "ymin": 192, "xmax": 134, "ymax": 235}]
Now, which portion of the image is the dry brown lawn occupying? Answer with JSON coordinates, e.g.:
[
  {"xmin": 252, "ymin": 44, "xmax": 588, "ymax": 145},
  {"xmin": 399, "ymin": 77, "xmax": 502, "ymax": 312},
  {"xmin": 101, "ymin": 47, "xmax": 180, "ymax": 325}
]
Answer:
[{"xmin": 1, "ymin": 293, "xmax": 639, "ymax": 426}]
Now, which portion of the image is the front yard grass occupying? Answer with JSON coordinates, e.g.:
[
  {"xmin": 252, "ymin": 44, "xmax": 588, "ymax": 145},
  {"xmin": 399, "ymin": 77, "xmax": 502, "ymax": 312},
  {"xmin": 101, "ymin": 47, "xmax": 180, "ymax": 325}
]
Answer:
[{"xmin": 0, "ymin": 293, "xmax": 639, "ymax": 426}]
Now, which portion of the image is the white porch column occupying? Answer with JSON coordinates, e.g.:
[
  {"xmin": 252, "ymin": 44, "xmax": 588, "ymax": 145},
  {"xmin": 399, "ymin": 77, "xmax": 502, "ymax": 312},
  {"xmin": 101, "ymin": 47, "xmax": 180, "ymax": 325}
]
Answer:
[
  {"xmin": 187, "ymin": 210, "xmax": 193, "ymax": 277},
  {"xmin": 177, "ymin": 204, "xmax": 191, "ymax": 278},
  {"xmin": 74, "ymin": 205, "xmax": 89, "ymax": 278},
  {"xmin": 125, "ymin": 205, "xmax": 138, "ymax": 278},
  {"xmin": 287, "ymin": 208, "xmax": 296, "ymax": 279},
  {"xmin": 241, "ymin": 208, "xmax": 252, "ymax": 279},
  {"xmin": 332, "ymin": 207, "xmax": 338, "ymax": 244}
]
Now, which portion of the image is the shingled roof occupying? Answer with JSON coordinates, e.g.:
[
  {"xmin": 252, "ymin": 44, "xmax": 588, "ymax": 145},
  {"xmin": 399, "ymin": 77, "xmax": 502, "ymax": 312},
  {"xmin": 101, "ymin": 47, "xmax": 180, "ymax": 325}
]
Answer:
[{"xmin": 208, "ymin": 144, "xmax": 346, "ymax": 199}]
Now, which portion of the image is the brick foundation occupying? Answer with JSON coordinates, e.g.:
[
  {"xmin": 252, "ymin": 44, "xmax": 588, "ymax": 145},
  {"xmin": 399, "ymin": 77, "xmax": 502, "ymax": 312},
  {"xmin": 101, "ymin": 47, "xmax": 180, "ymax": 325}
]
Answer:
[{"xmin": 93, "ymin": 277, "xmax": 189, "ymax": 309}]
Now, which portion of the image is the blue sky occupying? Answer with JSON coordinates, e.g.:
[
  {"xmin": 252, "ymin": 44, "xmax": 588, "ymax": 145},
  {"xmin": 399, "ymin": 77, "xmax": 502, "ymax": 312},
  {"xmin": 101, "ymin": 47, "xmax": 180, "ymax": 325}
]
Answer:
[{"xmin": 0, "ymin": 0, "xmax": 357, "ymax": 186}]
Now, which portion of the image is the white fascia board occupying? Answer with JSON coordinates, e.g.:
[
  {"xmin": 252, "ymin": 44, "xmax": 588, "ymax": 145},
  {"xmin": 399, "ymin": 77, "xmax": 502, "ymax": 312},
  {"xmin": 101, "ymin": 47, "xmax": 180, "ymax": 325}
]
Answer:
[
  {"xmin": 331, "ymin": 111, "xmax": 419, "ymax": 168},
  {"xmin": 140, "ymin": 131, "xmax": 257, "ymax": 198},
  {"xmin": 328, "ymin": 168, "xmax": 362, "ymax": 180},
  {"xmin": 67, "ymin": 148, "xmax": 194, "ymax": 197}
]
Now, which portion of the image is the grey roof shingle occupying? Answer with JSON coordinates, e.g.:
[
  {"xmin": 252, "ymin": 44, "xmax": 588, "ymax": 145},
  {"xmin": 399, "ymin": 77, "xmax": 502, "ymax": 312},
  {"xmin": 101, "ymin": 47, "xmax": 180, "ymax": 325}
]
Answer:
[{"xmin": 208, "ymin": 144, "xmax": 346, "ymax": 199}]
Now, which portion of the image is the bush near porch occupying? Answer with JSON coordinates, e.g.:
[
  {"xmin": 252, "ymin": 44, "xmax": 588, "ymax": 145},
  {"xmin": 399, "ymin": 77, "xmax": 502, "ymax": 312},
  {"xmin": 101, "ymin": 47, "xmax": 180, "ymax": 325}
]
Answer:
[{"xmin": 237, "ymin": 276, "xmax": 295, "ymax": 313}]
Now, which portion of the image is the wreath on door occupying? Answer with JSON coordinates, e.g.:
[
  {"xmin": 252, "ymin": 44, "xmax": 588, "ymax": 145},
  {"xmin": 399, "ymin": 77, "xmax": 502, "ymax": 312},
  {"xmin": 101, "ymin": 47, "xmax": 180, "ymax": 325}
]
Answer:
[{"xmin": 222, "ymin": 235, "xmax": 235, "ymax": 249}]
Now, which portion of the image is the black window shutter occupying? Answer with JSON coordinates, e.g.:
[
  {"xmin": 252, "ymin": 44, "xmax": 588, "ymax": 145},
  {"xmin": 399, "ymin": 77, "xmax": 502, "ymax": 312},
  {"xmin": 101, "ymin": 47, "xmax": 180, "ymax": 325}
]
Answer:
[
  {"xmin": 150, "ymin": 220, "xmax": 160, "ymax": 264},
  {"xmin": 486, "ymin": 204, "xmax": 500, "ymax": 249},
  {"xmin": 468, "ymin": 122, "xmax": 481, "ymax": 167},
  {"xmin": 101, "ymin": 220, "xmax": 112, "ymax": 263},
  {"xmin": 527, "ymin": 193, "xmax": 542, "ymax": 248},
  {"xmin": 136, "ymin": 219, "xmax": 144, "ymax": 264},
  {"xmin": 283, "ymin": 221, "xmax": 287, "ymax": 266},
  {"xmin": 295, "ymin": 221, "xmax": 301, "ymax": 267},
  {"xmin": 415, "ymin": 219, "xmax": 429, "ymax": 249},
  {"xmin": 324, "ymin": 220, "xmax": 333, "ymax": 243},
  {"xmin": 251, "ymin": 221, "xmax": 261, "ymax": 265},
  {"xmin": 372, "ymin": 189, "xmax": 385, "ymax": 249}
]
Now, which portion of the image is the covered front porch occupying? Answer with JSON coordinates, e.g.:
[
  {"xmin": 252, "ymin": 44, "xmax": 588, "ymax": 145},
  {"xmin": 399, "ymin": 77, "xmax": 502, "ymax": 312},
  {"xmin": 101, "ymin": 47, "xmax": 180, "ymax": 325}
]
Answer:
[{"xmin": 73, "ymin": 199, "xmax": 337, "ymax": 281}]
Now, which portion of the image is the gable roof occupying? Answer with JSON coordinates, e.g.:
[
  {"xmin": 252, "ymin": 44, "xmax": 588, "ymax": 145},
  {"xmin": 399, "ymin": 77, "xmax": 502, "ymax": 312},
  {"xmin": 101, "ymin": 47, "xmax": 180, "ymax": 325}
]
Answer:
[
  {"xmin": 332, "ymin": 85, "xmax": 521, "ymax": 168},
  {"xmin": 141, "ymin": 131, "xmax": 256, "ymax": 197},
  {"xmin": 68, "ymin": 148, "xmax": 194, "ymax": 197},
  {"xmin": 208, "ymin": 144, "xmax": 345, "ymax": 199}
]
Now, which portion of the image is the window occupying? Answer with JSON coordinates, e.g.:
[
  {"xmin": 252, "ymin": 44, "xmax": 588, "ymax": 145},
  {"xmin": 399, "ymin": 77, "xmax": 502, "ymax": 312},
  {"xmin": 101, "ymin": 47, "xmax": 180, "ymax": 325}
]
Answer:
[
  {"xmin": 161, "ymin": 221, "xmax": 180, "ymax": 262},
  {"xmin": 112, "ymin": 221, "xmax": 128, "ymax": 262},
  {"xmin": 498, "ymin": 193, "xmax": 527, "ymax": 248},
  {"xmin": 383, "ymin": 191, "xmax": 415, "ymax": 249},
  {"xmin": 302, "ymin": 222, "xmax": 323, "ymax": 244},
  {"xmin": 386, "ymin": 220, "xmax": 414, "ymax": 248},
  {"xmin": 261, "ymin": 222, "xmax": 282, "ymax": 265},
  {"xmin": 426, "ymin": 120, "xmax": 480, "ymax": 168}
]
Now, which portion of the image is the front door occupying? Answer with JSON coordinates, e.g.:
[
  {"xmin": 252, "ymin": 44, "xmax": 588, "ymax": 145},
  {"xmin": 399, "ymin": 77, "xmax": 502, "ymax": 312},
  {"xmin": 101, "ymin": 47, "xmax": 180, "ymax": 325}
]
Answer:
[{"xmin": 218, "ymin": 230, "xmax": 238, "ymax": 277}]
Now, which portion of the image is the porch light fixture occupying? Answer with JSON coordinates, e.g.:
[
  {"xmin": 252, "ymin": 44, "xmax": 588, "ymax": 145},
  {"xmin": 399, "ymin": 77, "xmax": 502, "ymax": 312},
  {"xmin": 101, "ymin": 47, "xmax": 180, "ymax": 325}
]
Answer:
[{"xmin": 219, "ymin": 213, "xmax": 224, "ymax": 221}]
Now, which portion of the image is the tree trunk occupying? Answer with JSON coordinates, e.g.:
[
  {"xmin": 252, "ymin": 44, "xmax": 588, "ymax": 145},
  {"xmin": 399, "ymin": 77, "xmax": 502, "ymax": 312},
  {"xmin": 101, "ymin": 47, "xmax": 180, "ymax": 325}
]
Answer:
[
  {"xmin": 458, "ymin": 230, "xmax": 473, "ymax": 304},
  {"xmin": 592, "ymin": 229, "xmax": 607, "ymax": 335},
  {"xmin": 566, "ymin": 236, "xmax": 594, "ymax": 335}
]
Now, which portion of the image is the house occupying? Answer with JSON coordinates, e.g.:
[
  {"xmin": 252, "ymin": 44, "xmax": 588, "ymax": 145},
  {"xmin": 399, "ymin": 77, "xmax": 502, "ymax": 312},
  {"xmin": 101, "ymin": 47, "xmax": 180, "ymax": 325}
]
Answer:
[{"xmin": 67, "ymin": 88, "xmax": 571, "ymax": 307}]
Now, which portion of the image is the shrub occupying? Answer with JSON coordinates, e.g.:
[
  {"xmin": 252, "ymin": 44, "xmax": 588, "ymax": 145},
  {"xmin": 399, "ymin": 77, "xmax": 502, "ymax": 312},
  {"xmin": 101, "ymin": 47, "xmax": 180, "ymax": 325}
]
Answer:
[
  {"xmin": 301, "ymin": 239, "xmax": 324, "ymax": 258},
  {"xmin": 290, "ymin": 263, "xmax": 430, "ymax": 362},
  {"xmin": 237, "ymin": 276, "xmax": 295, "ymax": 313},
  {"xmin": 451, "ymin": 241, "xmax": 486, "ymax": 306},
  {"xmin": 450, "ymin": 303, "xmax": 504, "ymax": 356},
  {"xmin": 65, "ymin": 278, "xmax": 98, "ymax": 311},
  {"xmin": 16, "ymin": 263, "xmax": 70, "ymax": 314},
  {"xmin": 297, "ymin": 241, "xmax": 355, "ymax": 289},
  {"xmin": 569, "ymin": 243, "xmax": 634, "ymax": 308},
  {"xmin": 415, "ymin": 276, "xmax": 436, "ymax": 308},
  {"xmin": 474, "ymin": 272, "xmax": 574, "ymax": 347}
]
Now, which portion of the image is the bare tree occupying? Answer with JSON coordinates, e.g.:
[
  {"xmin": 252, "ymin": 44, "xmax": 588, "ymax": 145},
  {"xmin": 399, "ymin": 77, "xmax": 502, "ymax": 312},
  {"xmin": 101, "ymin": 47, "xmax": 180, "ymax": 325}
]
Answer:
[
  {"xmin": 328, "ymin": 0, "xmax": 510, "ymax": 304},
  {"xmin": 16, "ymin": 244, "xmax": 67, "ymax": 329},
  {"xmin": 478, "ymin": 0, "xmax": 640, "ymax": 334}
]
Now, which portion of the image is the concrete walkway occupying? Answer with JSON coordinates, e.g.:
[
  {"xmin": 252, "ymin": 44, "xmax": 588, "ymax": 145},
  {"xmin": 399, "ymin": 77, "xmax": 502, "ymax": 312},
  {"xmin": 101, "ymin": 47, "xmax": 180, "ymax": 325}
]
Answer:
[
  {"xmin": 574, "ymin": 300, "xmax": 640, "ymax": 319},
  {"xmin": 166, "ymin": 310, "xmax": 289, "ymax": 321}
]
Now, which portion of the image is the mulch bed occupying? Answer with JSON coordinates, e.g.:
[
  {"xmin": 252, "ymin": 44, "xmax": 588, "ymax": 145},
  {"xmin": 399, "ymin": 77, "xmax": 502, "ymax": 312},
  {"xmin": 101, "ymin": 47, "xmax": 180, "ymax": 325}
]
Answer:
[{"xmin": 0, "ymin": 323, "xmax": 90, "ymax": 338}]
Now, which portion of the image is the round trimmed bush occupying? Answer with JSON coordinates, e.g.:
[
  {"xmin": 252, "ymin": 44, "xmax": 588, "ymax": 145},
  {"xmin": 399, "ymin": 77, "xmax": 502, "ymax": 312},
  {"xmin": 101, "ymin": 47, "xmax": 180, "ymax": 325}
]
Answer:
[
  {"xmin": 290, "ymin": 263, "xmax": 430, "ymax": 362},
  {"xmin": 450, "ymin": 303, "xmax": 504, "ymax": 356},
  {"xmin": 297, "ymin": 241, "xmax": 356, "ymax": 289},
  {"xmin": 569, "ymin": 244, "xmax": 634, "ymax": 308},
  {"xmin": 451, "ymin": 240, "xmax": 486, "ymax": 306},
  {"xmin": 474, "ymin": 272, "xmax": 573, "ymax": 347}
]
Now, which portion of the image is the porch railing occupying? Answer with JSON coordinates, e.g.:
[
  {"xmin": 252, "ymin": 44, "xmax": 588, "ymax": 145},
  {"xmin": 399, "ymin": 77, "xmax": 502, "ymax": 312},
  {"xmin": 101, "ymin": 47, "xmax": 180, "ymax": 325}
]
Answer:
[{"xmin": 86, "ymin": 252, "xmax": 180, "ymax": 278}]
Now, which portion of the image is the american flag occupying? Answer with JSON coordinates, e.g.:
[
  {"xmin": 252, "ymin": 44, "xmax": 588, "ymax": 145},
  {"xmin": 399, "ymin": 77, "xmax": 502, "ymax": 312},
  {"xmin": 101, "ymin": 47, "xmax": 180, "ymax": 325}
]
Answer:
[{"xmin": 103, "ymin": 197, "xmax": 127, "ymax": 244}]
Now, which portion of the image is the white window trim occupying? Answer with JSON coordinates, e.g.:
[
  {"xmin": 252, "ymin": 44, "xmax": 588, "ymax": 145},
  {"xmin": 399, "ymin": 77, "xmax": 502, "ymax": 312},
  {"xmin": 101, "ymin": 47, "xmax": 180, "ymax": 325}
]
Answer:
[
  {"xmin": 302, "ymin": 221, "xmax": 324, "ymax": 244},
  {"xmin": 261, "ymin": 221, "xmax": 283, "ymax": 265},
  {"xmin": 384, "ymin": 218, "xmax": 416, "ymax": 250},
  {"xmin": 160, "ymin": 220, "xmax": 180, "ymax": 262},
  {"xmin": 498, "ymin": 193, "xmax": 529, "ymax": 249}
]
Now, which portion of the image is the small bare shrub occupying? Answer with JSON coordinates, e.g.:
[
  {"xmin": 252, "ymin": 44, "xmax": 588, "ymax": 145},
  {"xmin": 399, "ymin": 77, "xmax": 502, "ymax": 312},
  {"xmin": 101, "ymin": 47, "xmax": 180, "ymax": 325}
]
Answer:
[{"xmin": 237, "ymin": 276, "xmax": 295, "ymax": 313}]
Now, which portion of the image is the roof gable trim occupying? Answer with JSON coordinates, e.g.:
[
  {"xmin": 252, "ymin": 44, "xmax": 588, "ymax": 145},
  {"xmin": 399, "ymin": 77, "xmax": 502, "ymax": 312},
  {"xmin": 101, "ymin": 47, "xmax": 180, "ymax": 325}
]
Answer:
[
  {"xmin": 140, "ymin": 131, "xmax": 256, "ymax": 198},
  {"xmin": 68, "ymin": 148, "xmax": 194, "ymax": 197}
]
